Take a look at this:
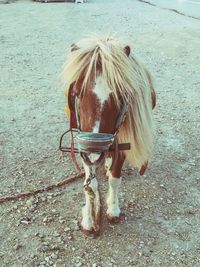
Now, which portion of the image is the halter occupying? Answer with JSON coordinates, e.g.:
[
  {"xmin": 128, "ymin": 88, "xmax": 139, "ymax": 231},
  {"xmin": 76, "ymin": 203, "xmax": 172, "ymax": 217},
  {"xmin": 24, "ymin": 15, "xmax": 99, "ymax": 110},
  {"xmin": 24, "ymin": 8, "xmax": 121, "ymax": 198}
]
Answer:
[
  {"xmin": 59, "ymin": 85, "xmax": 131, "ymax": 171},
  {"xmin": 74, "ymin": 95, "xmax": 129, "ymax": 170}
]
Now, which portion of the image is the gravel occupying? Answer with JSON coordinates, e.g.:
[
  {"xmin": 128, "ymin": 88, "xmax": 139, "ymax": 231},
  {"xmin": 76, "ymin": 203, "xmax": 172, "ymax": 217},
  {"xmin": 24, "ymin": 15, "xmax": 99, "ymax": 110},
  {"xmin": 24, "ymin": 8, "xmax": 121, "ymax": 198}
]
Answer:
[{"xmin": 0, "ymin": 0, "xmax": 200, "ymax": 266}]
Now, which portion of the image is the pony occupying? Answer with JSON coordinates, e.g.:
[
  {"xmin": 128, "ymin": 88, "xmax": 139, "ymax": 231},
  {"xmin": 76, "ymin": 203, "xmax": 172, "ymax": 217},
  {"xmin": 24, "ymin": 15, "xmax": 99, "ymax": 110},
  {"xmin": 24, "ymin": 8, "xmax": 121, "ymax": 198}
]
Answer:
[{"xmin": 63, "ymin": 35, "xmax": 156, "ymax": 237}]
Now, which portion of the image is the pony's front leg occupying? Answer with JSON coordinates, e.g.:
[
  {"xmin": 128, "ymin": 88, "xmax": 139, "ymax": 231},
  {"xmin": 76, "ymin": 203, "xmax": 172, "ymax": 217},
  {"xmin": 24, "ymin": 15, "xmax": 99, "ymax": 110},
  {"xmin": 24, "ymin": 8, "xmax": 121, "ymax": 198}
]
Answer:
[
  {"xmin": 107, "ymin": 175, "xmax": 121, "ymax": 223},
  {"xmin": 81, "ymin": 162, "xmax": 101, "ymax": 236},
  {"xmin": 106, "ymin": 153, "xmax": 125, "ymax": 223}
]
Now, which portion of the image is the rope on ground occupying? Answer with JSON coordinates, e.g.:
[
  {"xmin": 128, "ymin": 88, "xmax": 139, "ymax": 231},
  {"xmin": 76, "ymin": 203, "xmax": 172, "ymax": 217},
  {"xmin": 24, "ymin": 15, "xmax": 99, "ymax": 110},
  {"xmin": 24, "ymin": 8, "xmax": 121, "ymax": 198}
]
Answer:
[{"xmin": 0, "ymin": 172, "xmax": 85, "ymax": 204}]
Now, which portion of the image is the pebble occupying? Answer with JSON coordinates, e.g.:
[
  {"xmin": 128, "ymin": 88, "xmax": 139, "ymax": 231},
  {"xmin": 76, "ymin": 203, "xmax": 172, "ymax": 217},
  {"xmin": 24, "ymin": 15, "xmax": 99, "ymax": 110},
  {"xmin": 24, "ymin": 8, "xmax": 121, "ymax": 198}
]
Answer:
[
  {"xmin": 187, "ymin": 206, "xmax": 195, "ymax": 215},
  {"xmin": 51, "ymin": 253, "xmax": 58, "ymax": 260},
  {"xmin": 30, "ymin": 253, "xmax": 36, "ymax": 259},
  {"xmin": 26, "ymin": 198, "xmax": 35, "ymax": 207},
  {"xmin": 57, "ymin": 237, "xmax": 63, "ymax": 243},
  {"xmin": 38, "ymin": 233, "xmax": 45, "ymax": 239},
  {"xmin": 76, "ymin": 262, "xmax": 83, "ymax": 267},
  {"xmin": 110, "ymin": 258, "xmax": 116, "ymax": 263},
  {"xmin": 20, "ymin": 220, "xmax": 30, "ymax": 225},
  {"xmin": 14, "ymin": 243, "xmax": 22, "ymax": 250},
  {"xmin": 30, "ymin": 206, "xmax": 36, "ymax": 213},
  {"xmin": 41, "ymin": 196, "xmax": 47, "ymax": 202},
  {"xmin": 38, "ymin": 261, "xmax": 46, "ymax": 267},
  {"xmin": 139, "ymin": 241, "xmax": 144, "ymax": 248},
  {"xmin": 53, "ymin": 231, "xmax": 60, "ymax": 237},
  {"xmin": 39, "ymin": 244, "xmax": 49, "ymax": 253},
  {"xmin": 43, "ymin": 217, "xmax": 48, "ymax": 223},
  {"xmin": 64, "ymin": 227, "xmax": 71, "ymax": 232},
  {"xmin": 45, "ymin": 256, "xmax": 50, "ymax": 262},
  {"xmin": 43, "ymin": 216, "xmax": 53, "ymax": 223},
  {"xmin": 53, "ymin": 192, "xmax": 62, "ymax": 197},
  {"xmin": 73, "ymin": 224, "xmax": 80, "ymax": 231},
  {"xmin": 59, "ymin": 216, "xmax": 65, "ymax": 224},
  {"xmin": 51, "ymin": 245, "xmax": 60, "ymax": 250}
]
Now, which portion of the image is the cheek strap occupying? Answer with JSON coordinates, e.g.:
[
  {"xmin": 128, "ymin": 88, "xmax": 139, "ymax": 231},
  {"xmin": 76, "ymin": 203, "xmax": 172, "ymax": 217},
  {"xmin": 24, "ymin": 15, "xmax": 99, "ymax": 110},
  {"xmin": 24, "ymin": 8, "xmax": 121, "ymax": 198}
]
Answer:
[{"xmin": 75, "ymin": 96, "xmax": 81, "ymax": 130}]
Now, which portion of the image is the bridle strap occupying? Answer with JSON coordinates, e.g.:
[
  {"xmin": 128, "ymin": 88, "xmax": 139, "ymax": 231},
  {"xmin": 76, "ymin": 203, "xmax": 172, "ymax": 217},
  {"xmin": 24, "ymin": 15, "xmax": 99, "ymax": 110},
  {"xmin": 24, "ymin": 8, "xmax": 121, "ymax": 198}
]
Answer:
[
  {"xmin": 75, "ymin": 96, "xmax": 81, "ymax": 130},
  {"xmin": 112, "ymin": 97, "xmax": 127, "ymax": 134}
]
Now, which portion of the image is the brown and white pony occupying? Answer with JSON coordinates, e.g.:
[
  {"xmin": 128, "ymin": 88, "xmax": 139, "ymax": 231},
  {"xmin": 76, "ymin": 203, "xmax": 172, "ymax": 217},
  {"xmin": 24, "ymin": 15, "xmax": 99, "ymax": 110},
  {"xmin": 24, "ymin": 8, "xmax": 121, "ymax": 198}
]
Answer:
[{"xmin": 63, "ymin": 35, "xmax": 156, "ymax": 236}]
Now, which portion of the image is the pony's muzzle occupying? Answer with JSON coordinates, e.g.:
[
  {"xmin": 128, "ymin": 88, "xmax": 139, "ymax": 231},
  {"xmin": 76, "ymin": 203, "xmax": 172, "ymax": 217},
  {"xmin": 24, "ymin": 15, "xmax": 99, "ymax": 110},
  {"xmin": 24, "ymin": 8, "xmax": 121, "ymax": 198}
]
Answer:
[
  {"xmin": 76, "ymin": 132, "xmax": 115, "ymax": 154},
  {"xmin": 76, "ymin": 132, "xmax": 115, "ymax": 167}
]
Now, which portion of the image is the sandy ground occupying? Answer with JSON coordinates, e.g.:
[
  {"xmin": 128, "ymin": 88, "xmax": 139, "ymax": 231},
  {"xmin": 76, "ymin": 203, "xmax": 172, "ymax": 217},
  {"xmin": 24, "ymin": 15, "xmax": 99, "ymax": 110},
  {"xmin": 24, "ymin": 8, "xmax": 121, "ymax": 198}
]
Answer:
[{"xmin": 0, "ymin": 0, "xmax": 200, "ymax": 266}]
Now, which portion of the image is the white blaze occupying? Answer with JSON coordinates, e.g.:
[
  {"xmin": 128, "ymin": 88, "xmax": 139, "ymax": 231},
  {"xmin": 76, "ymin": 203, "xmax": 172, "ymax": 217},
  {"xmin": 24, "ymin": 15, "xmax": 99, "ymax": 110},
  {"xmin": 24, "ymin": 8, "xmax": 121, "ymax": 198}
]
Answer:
[{"xmin": 92, "ymin": 76, "xmax": 111, "ymax": 133}]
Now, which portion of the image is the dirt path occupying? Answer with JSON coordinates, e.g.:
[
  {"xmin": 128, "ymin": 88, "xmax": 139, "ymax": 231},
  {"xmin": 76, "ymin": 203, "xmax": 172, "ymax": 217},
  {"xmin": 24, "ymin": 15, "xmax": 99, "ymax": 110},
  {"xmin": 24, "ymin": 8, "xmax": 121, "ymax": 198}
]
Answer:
[{"xmin": 0, "ymin": 0, "xmax": 200, "ymax": 266}]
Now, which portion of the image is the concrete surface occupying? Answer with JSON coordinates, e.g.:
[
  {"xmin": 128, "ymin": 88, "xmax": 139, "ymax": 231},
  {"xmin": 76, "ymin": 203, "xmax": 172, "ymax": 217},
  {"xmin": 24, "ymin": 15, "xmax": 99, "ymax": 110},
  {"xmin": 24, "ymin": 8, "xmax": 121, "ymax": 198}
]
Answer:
[{"xmin": 144, "ymin": 0, "xmax": 200, "ymax": 19}]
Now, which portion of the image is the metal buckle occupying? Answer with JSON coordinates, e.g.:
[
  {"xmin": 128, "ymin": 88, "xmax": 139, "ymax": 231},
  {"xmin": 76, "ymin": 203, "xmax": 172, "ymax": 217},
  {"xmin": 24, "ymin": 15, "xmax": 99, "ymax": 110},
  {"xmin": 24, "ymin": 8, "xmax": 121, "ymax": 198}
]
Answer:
[{"xmin": 59, "ymin": 128, "xmax": 79, "ymax": 153}]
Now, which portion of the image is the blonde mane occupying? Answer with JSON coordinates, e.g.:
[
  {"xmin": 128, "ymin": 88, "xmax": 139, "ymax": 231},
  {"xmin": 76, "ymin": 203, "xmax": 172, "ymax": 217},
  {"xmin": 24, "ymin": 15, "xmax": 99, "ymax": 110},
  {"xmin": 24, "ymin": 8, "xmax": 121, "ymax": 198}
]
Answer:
[{"xmin": 63, "ymin": 35, "xmax": 155, "ymax": 168}]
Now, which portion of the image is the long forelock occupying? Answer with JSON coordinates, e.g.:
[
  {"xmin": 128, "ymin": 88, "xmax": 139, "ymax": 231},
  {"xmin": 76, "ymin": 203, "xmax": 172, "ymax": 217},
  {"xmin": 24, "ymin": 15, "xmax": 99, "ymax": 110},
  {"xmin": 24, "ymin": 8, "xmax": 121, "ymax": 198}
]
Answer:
[{"xmin": 63, "ymin": 36, "xmax": 151, "ymax": 105}]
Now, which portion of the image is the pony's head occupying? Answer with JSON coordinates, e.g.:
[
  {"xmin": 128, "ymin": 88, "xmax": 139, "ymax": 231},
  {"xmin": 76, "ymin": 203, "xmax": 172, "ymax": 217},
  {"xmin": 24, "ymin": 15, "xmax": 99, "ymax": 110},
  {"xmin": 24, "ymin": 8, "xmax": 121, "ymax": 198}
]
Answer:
[
  {"xmin": 64, "ymin": 35, "xmax": 154, "ymax": 168},
  {"xmin": 64, "ymin": 36, "xmax": 132, "ymax": 134}
]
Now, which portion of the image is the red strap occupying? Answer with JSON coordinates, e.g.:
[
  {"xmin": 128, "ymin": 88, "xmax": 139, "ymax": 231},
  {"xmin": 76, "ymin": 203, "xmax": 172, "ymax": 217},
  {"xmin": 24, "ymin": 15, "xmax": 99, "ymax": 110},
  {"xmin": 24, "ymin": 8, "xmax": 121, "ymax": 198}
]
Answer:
[
  {"xmin": 70, "ymin": 111, "xmax": 77, "ymax": 129},
  {"xmin": 139, "ymin": 161, "xmax": 148, "ymax": 176},
  {"xmin": 70, "ymin": 111, "xmax": 81, "ymax": 174}
]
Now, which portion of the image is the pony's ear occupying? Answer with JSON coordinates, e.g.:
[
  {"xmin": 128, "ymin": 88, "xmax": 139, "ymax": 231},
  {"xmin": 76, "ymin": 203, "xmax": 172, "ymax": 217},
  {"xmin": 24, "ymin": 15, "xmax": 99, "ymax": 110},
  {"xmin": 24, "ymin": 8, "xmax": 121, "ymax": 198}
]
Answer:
[
  {"xmin": 124, "ymin": 45, "xmax": 131, "ymax": 57},
  {"xmin": 71, "ymin": 43, "xmax": 79, "ymax": 52}
]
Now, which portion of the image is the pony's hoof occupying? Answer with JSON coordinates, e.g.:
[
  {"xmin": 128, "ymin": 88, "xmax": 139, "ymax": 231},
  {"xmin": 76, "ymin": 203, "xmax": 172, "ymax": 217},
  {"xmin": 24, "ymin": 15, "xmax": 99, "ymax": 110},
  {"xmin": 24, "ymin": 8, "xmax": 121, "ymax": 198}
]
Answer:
[
  {"xmin": 107, "ymin": 212, "xmax": 125, "ymax": 224},
  {"xmin": 81, "ymin": 227, "xmax": 99, "ymax": 239}
]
